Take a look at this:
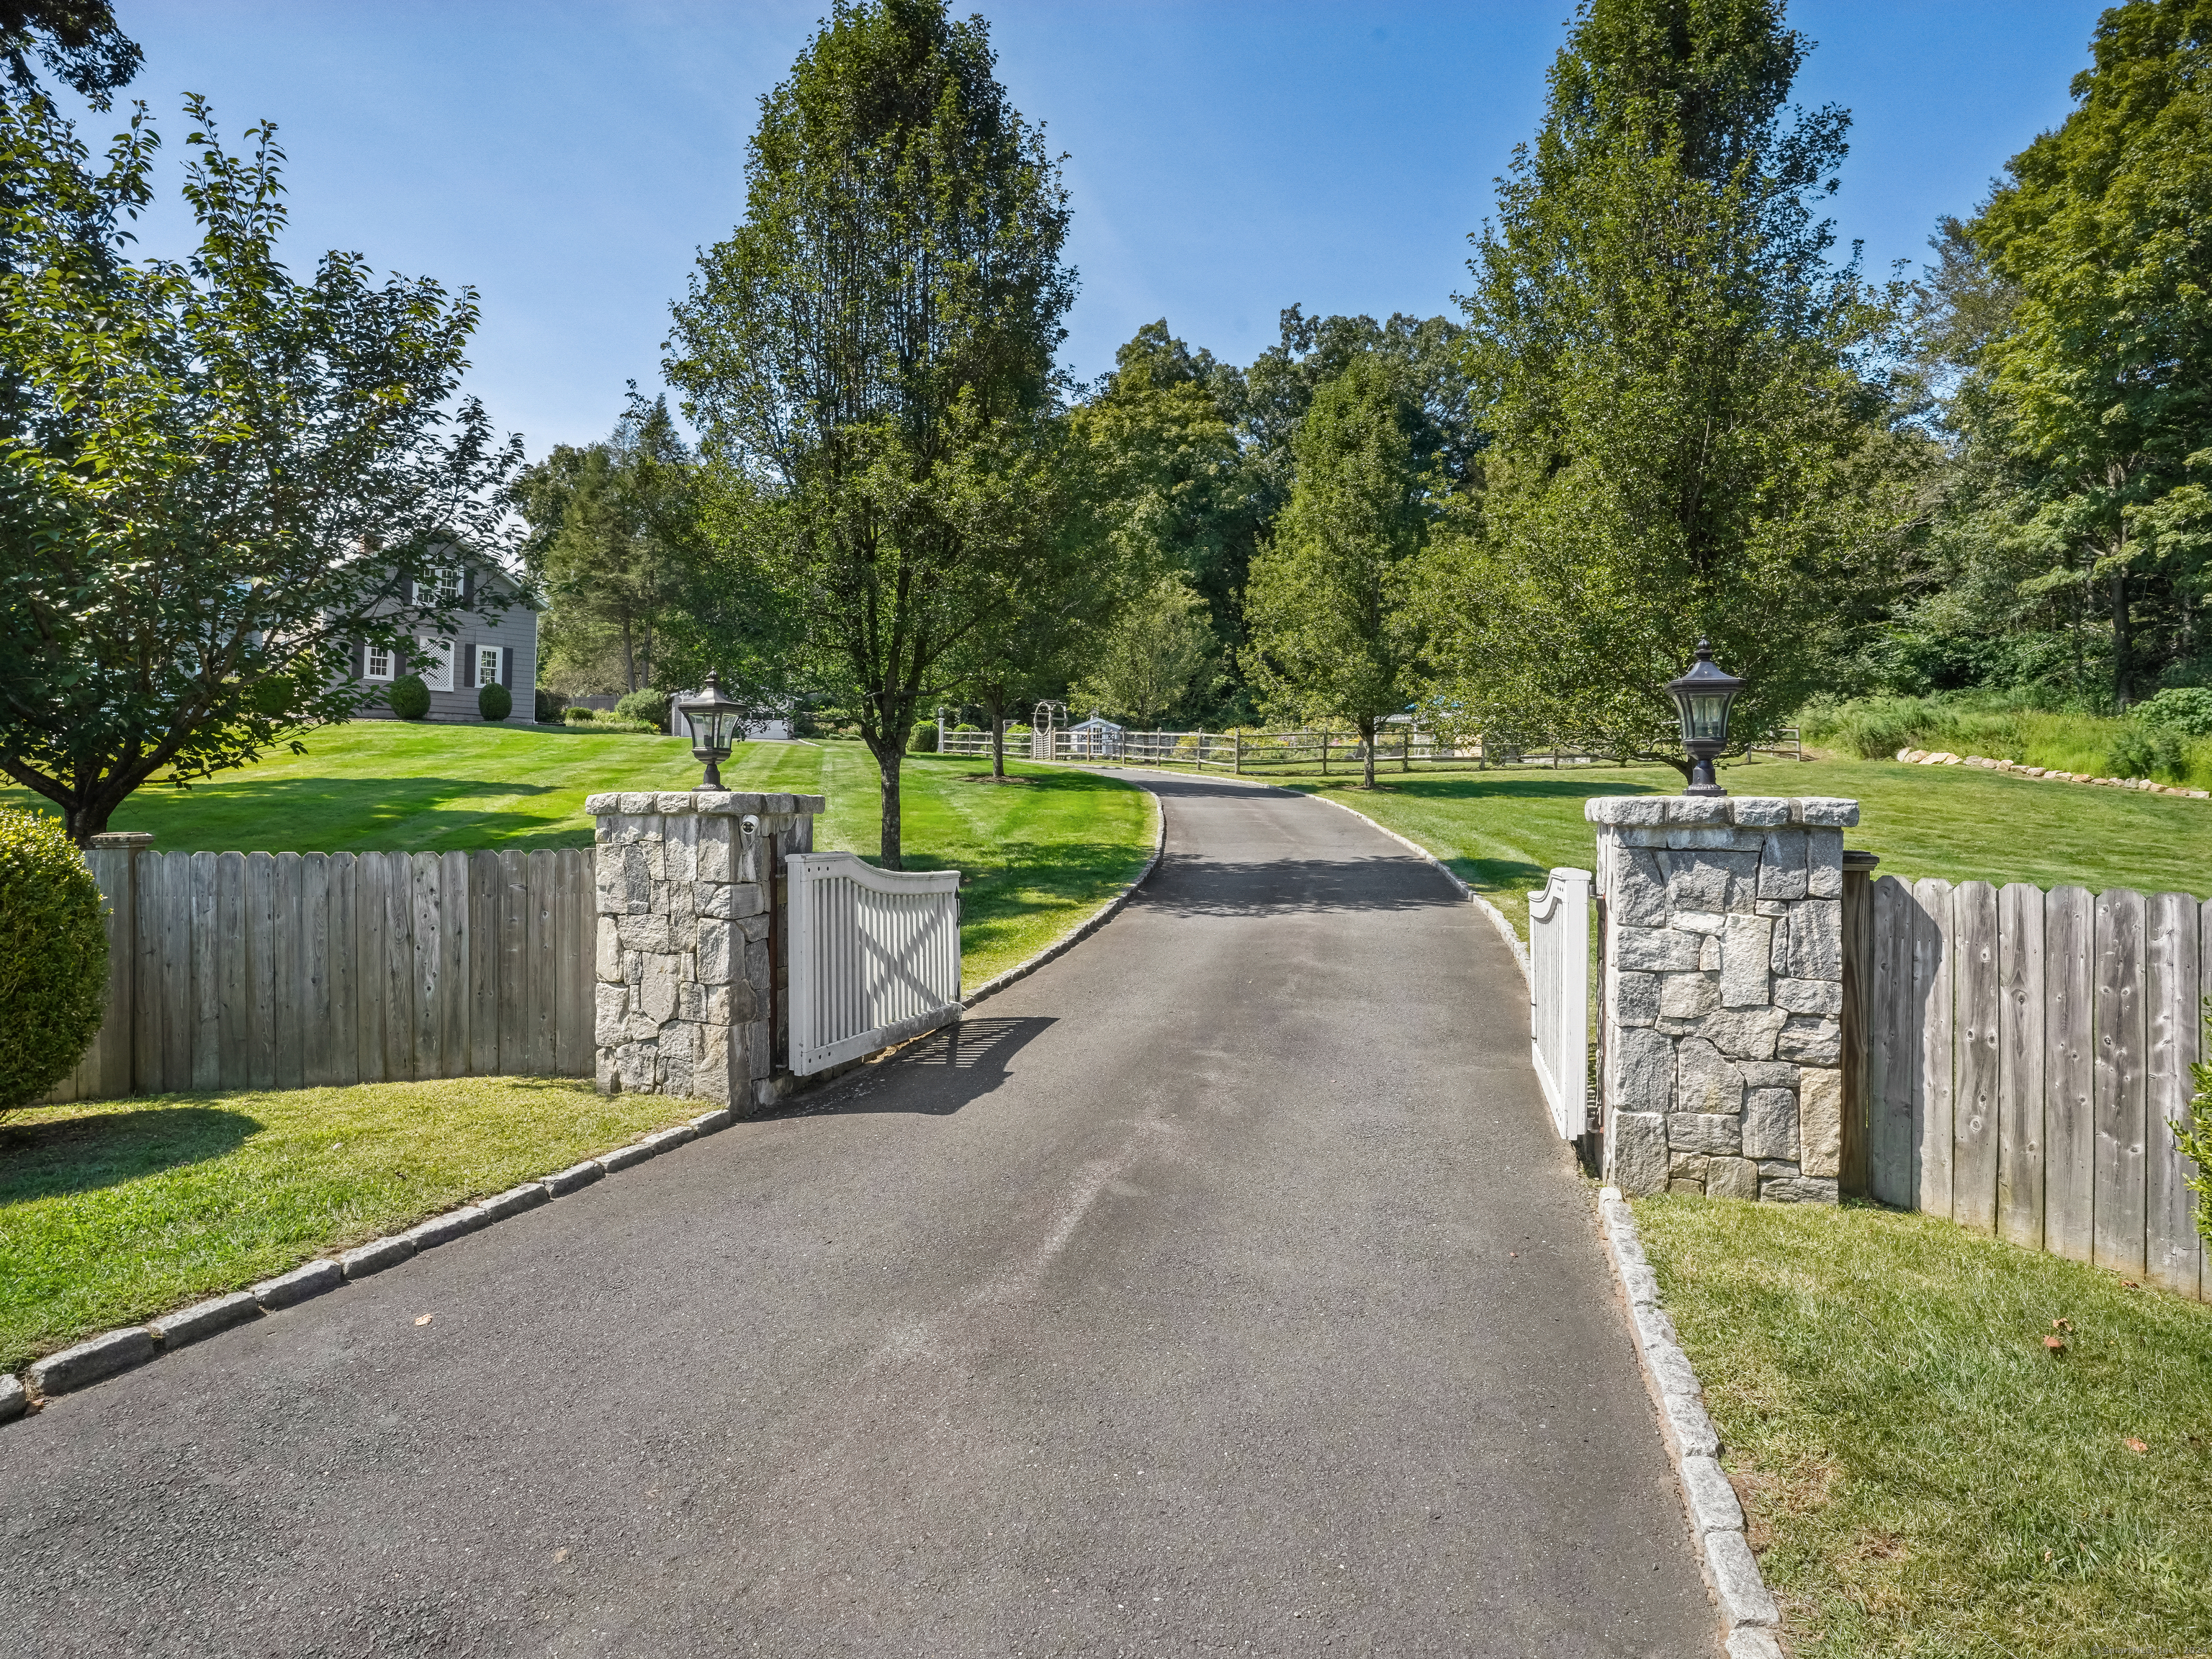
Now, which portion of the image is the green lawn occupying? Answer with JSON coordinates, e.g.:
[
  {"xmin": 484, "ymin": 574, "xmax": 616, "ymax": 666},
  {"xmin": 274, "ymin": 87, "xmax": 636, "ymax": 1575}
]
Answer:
[
  {"xmin": 0, "ymin": 722, "xmax": 1157, "ymax": 990},
  {"xmin": 1236, "ymin": 751, "xmax": 2212, "ymax": 938},
  {"xmin": 1634, "ymin": 1195, "xmax": 2212, "ymax": 1657},
  {"xmin": 0, "ymin": 1077, "xmax": 702, "ymax": 1373}
]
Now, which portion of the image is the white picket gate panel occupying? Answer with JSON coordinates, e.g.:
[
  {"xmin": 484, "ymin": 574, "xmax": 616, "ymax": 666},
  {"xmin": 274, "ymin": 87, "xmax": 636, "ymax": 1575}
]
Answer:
[
  {"xmin": 786, "ymin": 853, "xmax": 963, "ymax": 1076},
  {"xmin": 1528, "ymin": 866, "xmax": 1592, "ymax": 1139}
]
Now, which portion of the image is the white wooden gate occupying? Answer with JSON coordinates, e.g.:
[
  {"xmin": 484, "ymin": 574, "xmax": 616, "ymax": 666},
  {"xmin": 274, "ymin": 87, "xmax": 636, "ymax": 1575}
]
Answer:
[
  {"xmin": 1528, "ymin": 866, "xmax": 1592, "ymax": 1138},
  {"xmin": 786, "ymin": 853, "xmax": 963, "ymax": 1075}
]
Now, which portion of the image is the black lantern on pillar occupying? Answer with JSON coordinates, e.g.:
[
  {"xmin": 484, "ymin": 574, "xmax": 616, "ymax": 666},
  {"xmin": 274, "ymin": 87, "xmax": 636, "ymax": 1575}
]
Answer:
[
  {"xmin": 1665, "ymin": 639, "xmax": 1746, "ymax": 798},
  {"xmin": 676, "ymin": 670, "xmax": 745, "ymax": 791}
]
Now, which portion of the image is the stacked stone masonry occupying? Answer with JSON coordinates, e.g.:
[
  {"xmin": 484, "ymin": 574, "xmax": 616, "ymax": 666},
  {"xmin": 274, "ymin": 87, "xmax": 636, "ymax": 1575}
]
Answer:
[
  {"xmin": 1587, "ymin": 795, "xmax": 1860, "ymax": 1205},
  {"xmin": 585, "ymin": 791, "xmax": 824, "ymax": 1112}
]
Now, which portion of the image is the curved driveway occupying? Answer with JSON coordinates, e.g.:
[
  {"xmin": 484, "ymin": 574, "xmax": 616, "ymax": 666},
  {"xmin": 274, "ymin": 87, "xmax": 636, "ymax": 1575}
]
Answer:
[{"xmin": 0, "ymin": 775, "xmax": 1715, "ymax": 1656}]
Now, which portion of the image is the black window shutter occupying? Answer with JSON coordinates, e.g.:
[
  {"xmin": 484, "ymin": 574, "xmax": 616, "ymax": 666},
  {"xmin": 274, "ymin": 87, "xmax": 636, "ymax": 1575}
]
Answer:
[
  {"xmin": 460, "ymin": 642, "xmax": 475, "ymax": 688},
  {"xmin": 462, "ymin": 567, "xmax": 475, "ymax": 608},
  {"xmin": 353, "ymin": 639, "xmax": 365, "ymax": 680},
  {"xmin": 501, "ymin": 646, "xmax": 513, "ymax": 688}
]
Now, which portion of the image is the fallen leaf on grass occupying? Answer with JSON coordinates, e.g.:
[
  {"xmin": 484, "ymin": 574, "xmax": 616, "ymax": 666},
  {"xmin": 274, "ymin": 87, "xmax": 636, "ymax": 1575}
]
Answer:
[
  {"xmin": 2044, "ymin": 1335, "xmax": 2067, "ymax": 1353},
  {"xmin": 2122, "ymin": 1280, "xmax": 2140, "ymax": 1290},
  {"xmin": 2124, "ymin": 1437, "xmax": 2149, "ymax": 1454},
  {"xmin": 2051, "ymin": 1317, "xmax": 2073, "ymax": 1331},
  {"xmin": 415, "ymin": 1314, "xmax": 433, "ymax": 1326}
]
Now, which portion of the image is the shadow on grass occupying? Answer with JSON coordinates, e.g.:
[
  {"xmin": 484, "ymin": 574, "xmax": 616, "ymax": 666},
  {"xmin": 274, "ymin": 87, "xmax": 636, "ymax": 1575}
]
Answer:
[
  {"xmin": 88, "ymin": 775, "xmax": 606, "ymax": 853},
  {"xmin": 783, "ymin": 1017, "xmax": 1053, "ymax": 1118},
  {"xmin": 0, "ymin": 1104, "xmax": 261, "ymax": 1205}
]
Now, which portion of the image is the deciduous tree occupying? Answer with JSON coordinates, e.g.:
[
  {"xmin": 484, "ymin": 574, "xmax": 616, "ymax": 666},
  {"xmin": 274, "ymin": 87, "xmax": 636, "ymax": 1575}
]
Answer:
[
  {"xmin": 0, "ymin": 96, "xmax": 520, "ymax": 842},
  {"xmin": 1428, "ymin": 0, "xmax": 1918, "ymax": 770},
  {"xmin": 666, "ymin": 0, "xmax": 1074, "ymax": 867},
  {"xmin": 1244, "ymin": 354, "xmax": 1429, "ymax": 788}
]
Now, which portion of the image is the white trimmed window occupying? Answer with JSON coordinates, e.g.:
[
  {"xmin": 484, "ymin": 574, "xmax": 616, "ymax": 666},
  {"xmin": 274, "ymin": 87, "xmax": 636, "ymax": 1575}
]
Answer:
[
  {"xmin": 476, "ymin": 644, "xmax": 502, "ymax": 689},
  {"xmin": 417, "ymin": 637, "xmax": 454, "ymax": 692},
  {"xmin": 415, "ymin": 566, "xmax": 462, "ymax": 605},
  {"xmin": 364, "ymin": 643, "xmax": 395, "ymax": 682}
]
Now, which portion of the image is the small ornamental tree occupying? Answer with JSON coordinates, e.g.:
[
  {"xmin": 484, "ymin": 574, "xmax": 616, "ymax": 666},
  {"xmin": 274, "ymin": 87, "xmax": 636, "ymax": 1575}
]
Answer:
[
  {"xmin": 0, "ymin": 807, "xmax": 108, "ymax": 1112},
  {"xmin": 0, "ymin": 96, "xmax": 522, "ymax": 842}
]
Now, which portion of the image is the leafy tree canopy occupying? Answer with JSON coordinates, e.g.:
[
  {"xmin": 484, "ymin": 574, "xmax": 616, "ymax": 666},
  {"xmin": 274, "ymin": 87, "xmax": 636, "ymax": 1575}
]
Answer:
[
  {"xmin": 0, "ymin": 96, "xmax": 521, "ymax": 841},
  {"xmin": 1426, "ymin": 0, "xmax": 1919, "ymax": 769},
  {"xmin": 1244, "ymin": 353, "xmax": 1432, "ymax": 787},
  {"xmin": 666, "ymin": 0, "xmax": 1073, "ymax": 866},
  {"xmin": 1966, "ymin": 0, "xmax": 2212, "ymax": 708},
  {"xmin": 0, "ymin": 2, "xmax": 138, "ymax": 106}
]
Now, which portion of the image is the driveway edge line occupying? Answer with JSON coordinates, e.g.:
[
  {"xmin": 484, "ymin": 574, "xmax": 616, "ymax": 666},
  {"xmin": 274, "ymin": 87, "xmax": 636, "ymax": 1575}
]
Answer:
[
  {"xmin": 961, "ymin": 781, "xmax": 1165, "ymax": 1010},
  {"xmin": 1300, "ymin": 793, "xmax": 1532, "ymax": 984},
  {"xmin": 1597, "ymin": 1184, "xmax": 1784, "ymax": 1657},
  {"xmin": 3, "ymin": 1105, "xmax": 737, "ymax": 1426}
]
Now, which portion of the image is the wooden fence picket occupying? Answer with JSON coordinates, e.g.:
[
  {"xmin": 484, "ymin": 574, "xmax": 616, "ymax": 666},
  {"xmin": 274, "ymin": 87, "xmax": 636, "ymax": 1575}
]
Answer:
[
  {"xmin": 1866, "ymin": 874, "xmax": 1915, "ymax": 1207},
  {"xmin": 2092, "ymin": 888, "xmax": 2149, "ymax": 1278},
  {"xmin": 1953, "ymin": 880, "xmax": 2001, "ymax": 1231},
  {"xmin": 2145, "ymin": 891, "xmax": 2200, "ymax": 1297},
  {"xmin": 2044, "ymin": 886, "xmax": 2098, "ymax": 1263},
  {"xmin": 1912, "ymin": 878, "xmax": 1956, "ymax": 1218},
  {"xmin": 1996, "ymin": 882, "xmax": 2046, "ymax": 1251}
]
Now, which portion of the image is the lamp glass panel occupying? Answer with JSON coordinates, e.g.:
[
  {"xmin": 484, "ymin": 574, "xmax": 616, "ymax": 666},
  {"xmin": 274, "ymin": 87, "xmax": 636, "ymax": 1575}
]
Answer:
[{"xmin": 1686, "ymin": 692, "xmax": 1732, "ymax": 741}]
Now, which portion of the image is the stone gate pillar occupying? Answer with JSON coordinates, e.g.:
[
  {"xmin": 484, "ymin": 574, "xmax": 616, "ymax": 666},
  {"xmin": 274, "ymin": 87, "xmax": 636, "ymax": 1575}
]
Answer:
[
  {"xmin": 1587, "ymin": 795, "xmax": 1859, "ymax": 1203},
  {"xmin": 585, "ymin": 789, "xmax": 824, "ymax": 1112}
]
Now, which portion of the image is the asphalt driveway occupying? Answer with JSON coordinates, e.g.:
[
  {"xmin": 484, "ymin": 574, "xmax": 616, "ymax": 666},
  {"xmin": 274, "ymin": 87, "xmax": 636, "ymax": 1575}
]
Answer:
[{"xmin": 0, "ymin": 774, "xmax": 1715, "ymax": 1656}]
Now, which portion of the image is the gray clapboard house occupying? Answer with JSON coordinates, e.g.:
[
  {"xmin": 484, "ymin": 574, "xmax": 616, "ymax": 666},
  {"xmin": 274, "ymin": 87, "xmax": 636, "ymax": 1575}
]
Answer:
[{"xmin": 350, "ymin": 561, "xmax": 539, "ymax": 724}]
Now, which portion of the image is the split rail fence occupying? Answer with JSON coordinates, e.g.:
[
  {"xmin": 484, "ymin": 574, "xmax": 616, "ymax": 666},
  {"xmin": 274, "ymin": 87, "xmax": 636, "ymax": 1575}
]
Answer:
[
  {"xmin": 1845, "ymin": 873, "xmax": 2207, "ymax": 1300},
  {"xmin": 935, "ymin": 725, "xmax": 1802, "ymax": 773},
  {"xmin": 47, "ymin": 845, "xmax": 597, "ymax": 1103}
]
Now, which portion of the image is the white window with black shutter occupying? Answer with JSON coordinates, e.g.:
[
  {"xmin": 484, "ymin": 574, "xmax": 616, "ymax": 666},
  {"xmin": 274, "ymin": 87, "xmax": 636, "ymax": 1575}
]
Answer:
[
  {"xmin": 475, "ymin": 644, "xmax": 502, "ymax": 690},
  {"xmin": 364, "ymin": 642, "xmax": 395, "ymax": 682}
]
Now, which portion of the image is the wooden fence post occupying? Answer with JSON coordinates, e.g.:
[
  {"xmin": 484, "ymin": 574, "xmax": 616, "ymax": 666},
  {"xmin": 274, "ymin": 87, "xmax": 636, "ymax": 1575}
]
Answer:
[
  {"xmin": 2145, "ymin": 890, "xmax": 2200, "ymax": 1295},
  {"xmin": 1953, "ymin": 879, "xmax": 2002, "ymax": 1231},
  {"xmin": 1840, "ymin": 851, "xmax": 1878, "ymax": 1196}
]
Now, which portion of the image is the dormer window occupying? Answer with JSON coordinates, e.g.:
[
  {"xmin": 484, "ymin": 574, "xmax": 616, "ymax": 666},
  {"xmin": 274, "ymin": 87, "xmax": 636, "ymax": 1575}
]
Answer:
[{"xmin": 415, "ymin": 566, "xmax": 462, "ymax": 604}]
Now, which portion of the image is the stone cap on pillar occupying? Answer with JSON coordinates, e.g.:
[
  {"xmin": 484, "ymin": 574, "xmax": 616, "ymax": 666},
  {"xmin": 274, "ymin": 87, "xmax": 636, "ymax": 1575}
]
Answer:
[
  {"xmin": 86, "ymin": 831, "xmax": 155, "ymax": 848},
  {"xmin": 585, "ymin": 791, "xmax": 827, "ymax": 817},
  {"xmin": 1584, "ymin": 795, "xmax": 1858, "ymax": 828}
]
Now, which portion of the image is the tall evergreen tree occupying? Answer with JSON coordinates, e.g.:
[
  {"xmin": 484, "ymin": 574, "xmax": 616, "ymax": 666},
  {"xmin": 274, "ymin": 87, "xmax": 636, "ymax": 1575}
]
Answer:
[
  {"xmin": 666, "ymin": 0, "xmax": 1074, "ymax": 867},
  {"xmin": 1430, "ymin": 0, "xmax": 1917, "ymax": 768}
]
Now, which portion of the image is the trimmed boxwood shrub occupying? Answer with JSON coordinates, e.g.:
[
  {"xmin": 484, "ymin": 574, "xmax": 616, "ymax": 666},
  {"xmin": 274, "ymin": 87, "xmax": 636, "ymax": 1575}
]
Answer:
[
  {"xmin": 0, "ymin": 809, "xmax": 109, "ymax": 1112},
  {"xmin": 534, "ymin": 687, "xmax": 565, "ymax": 724},
  {"xmin": 387, "ymin": 673, "xmax": 431, "ymax": 720},
  {"xmin": 909, "ymin": 720, "xmax": 938, "ymax": 752},
  {"xmin": 477, "ymin": 681, "xmax": 513, "ymax": 721},
  {"xmin": 614, "ymin": 689, "xmax": 666, "ymax": 730}
]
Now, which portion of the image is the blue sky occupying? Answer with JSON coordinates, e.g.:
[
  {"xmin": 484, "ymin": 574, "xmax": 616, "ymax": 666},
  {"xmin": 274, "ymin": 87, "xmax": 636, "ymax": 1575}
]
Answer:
[{"xmin": 89, "ymin": 1, "xmax": 2102, "ymax": 457}]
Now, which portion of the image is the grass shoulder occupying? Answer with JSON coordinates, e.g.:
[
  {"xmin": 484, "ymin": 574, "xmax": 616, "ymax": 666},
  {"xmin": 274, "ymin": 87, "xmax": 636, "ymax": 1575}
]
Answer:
[
  {"xmin": 1634, "ymin": 1194, "xmax": 2212, "ymax": 1655},
  {"xmin": 1251, "ymin": 752, "xmax": 2212, "ymax": 938},
  {"xmin": 0, "ymin": 1076, "xmax": 704, "ymax": 1372}
]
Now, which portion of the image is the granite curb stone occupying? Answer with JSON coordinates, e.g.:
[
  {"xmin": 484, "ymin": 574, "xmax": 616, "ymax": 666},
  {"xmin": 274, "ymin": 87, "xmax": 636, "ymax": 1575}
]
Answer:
[
  {"xmin": 252, "ymin": 1259, "xmax": 344, "ymax": 1310},
  {"xmin": 1597, "ymin": 1184, "xmax": 1782, "ymax": 1645},
  {"xmin": 150, "ymin": 1291, "xmax": 261, "ymax": 1347},
  {"xmin": 403, "ymin": 1205, "xmax": 489, "ymax": 1251},
  {"xmin": 28, "ymin": 1328, "xmax": 157, "ymax": 1395},
  {"xmin": 340, "ymin": 1236, "xmax": 416, "ymax": 1280},
  {"xmin": 0, "ymin": 1375, "xmax": 23, "ymax": 1423},
  {"xmin": 539, "ymin": 1161, "xmax": 603, "ymax": 1197},
  {"xmin": 596, "ymin": 1141, "xmax": 657, "ymax": 1174},
  {"xmin": 478, "ymin": 1183, "xmax": 552, "ymax": 1223}
]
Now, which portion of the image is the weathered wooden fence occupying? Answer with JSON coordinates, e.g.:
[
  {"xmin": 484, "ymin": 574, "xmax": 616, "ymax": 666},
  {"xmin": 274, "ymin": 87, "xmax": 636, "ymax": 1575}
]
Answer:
[
  {"xmin": 1851, "ymin": 874, "xmax": 2208, "ymax": 1300},
  {"xmin": 47, "ymin": 847, "xmax": 596, "ymax": 1102}
]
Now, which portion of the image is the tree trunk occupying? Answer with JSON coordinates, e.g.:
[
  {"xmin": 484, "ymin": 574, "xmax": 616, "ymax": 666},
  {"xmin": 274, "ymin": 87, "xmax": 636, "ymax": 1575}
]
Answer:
[
  {"xmin": 2113, "ymin": 567, "xmax": 2133, "ymax": 711},
  {"xmin": 1361, "ymin": 716, "xmax": 1377, "ymax": 788},
  {"xmin": 876, "ymin": 748, "xmax": 903, "ymax": 871},
  {"xmin": 621, "ymin": 620, "xmax": 637, "ymax": 694},
  {"xmin": 987, "ymin": 697, "xmax": 1007, "ymax": 779}
]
